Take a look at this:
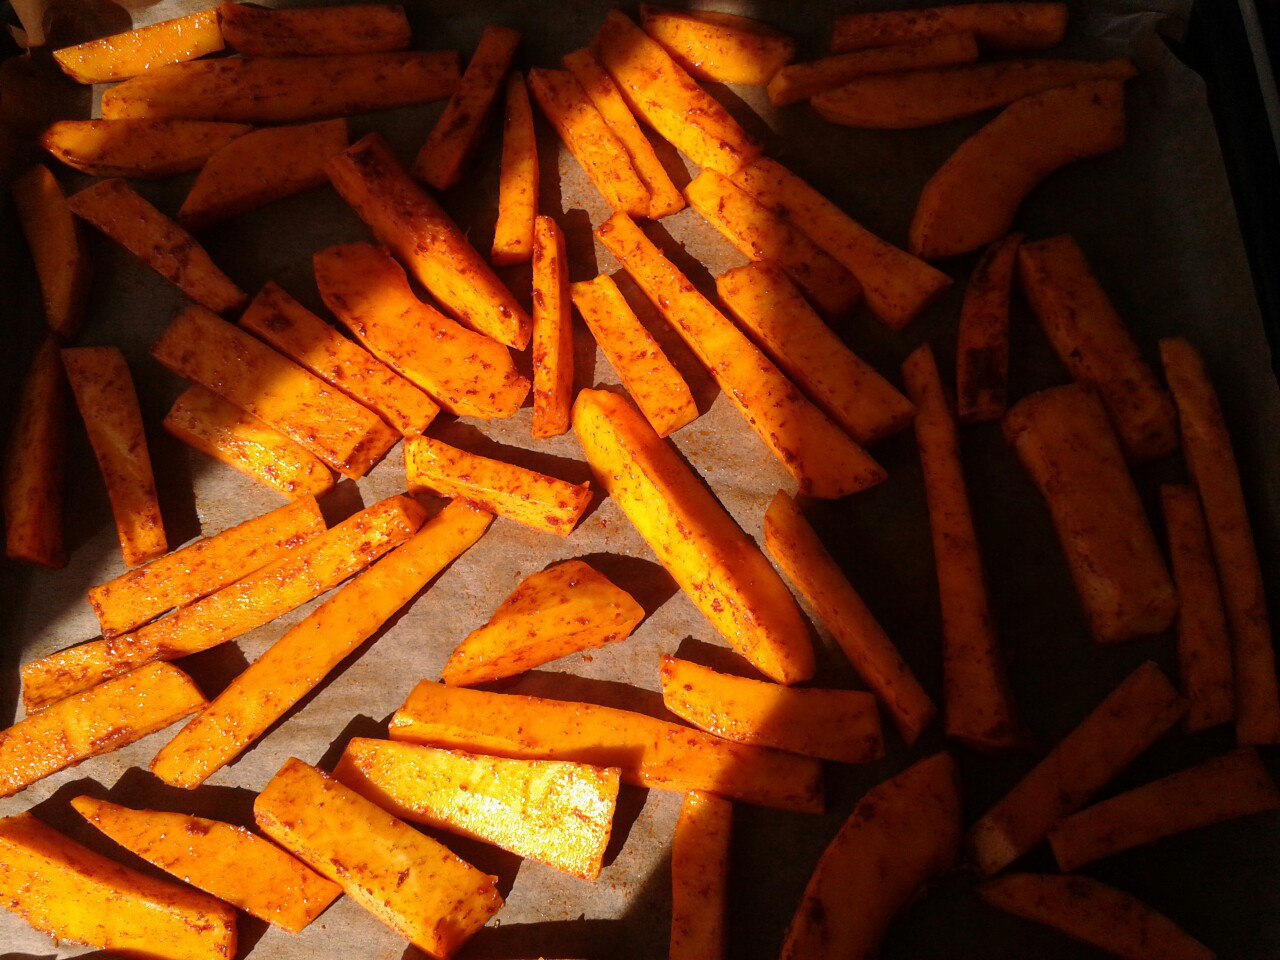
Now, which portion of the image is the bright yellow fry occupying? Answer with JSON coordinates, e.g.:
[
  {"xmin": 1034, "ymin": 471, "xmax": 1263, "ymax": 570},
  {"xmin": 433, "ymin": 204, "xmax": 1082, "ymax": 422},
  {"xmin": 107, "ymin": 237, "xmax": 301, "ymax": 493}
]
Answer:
[
  {"xmin": 670, "ymin": 791, "xmax": 731, "ymax": 960},
  {"xmin": 52, "ymin": 9, "xmax": 224, "ymax": 84},
  {"xmin": 640, "ymin": 4, "xmax": 795, "ymax": 86},
  {"xmin": 11, "ymin": 165, "xmax": 91, "ymax": 341},
  {"xmin": 531, "ymin": 216, "xmax": 574, "ymax": 438},
  {"xmin": 218, "ymin": 1, "xmax": 411, "ymax": 57},
  {"xmin": 4, "ymin": 338, "xmax": 66, "ymax": 568},
  {"xmin": 491, "ymin": 73, "xmax": 539, "ymax": 265},
  {"xmin": 41, "ymin": 119, "xmax": 251, "ymax": 179}
]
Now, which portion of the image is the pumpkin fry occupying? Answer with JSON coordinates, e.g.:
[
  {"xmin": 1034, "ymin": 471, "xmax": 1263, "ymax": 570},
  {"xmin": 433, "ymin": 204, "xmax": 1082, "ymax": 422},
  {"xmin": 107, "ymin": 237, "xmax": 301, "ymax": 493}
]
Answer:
[
  {"xmin": 42, "ymin": 119, "xmax": 251, "ymax": 179},
  {"xmin": 831, "ymin": 3, "xmax": 1068, "ymax": 53},
  {"xmin": 640, "ymin": 4, "xmax": 795, "ymax": 86},
  {"xmin": 956, "ymin": 233, "xmax": 1021, "ymax": 423},
  {"xmin": 670, "ymin": 791, "xmax": 731, "ymax": 960},
  {"xmin": 4, "ymin": 338, "xmax": 66, "ymax": 568},
  {"xmin": 52, "ymin": 9, "xmax": 224, "ymax": 84},
  {"xmin": 11, "ymin": 165, "xmax": 90, "ymax": 341},
  {"xmin": 218, "ymin": 1, "xmax": 411, "ymax": 56},
  {"xmin": 491, "ymin": 73, "xmax": 539, "ymax": 265},
  {"xmin": 531, "ymin": 216, "xmax": 574, "ymax": 438}
]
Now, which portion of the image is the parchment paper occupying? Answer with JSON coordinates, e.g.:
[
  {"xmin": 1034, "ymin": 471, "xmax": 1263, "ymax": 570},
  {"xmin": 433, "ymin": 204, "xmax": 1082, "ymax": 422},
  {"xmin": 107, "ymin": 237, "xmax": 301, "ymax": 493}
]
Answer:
[{"xmin": 2, "ymin": 2, "xmax": 1279, "ymax": 958}]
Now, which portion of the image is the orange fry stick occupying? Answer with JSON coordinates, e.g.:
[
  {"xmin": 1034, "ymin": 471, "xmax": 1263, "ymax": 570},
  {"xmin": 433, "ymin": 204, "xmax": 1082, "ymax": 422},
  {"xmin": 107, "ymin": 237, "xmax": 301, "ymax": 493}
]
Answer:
[
  {"xmin": 670, "ymin": 791, "xmax": 731, "ymax": 960},
  {"xmin": 41, "ymin": 119, "xmax": 251, "ymax": 179},
  {"xmin": 52, "ymin": 9, "xmax": 223, "ymax": 84},
  {"xmin": 11, "ymin": 165, "xmax": 91, "ymax": 341},
  {"xmin": 4, "ymin": 338, "xmax": 66, "ymax": 568},
  {"xmin": 831, "ymin": 3, "xmax": 1068, "ymax": 54},
  {"xmin": 956, "ymin": 233, "xmax": 1021, "ymax": 423},
  {"xmin": 640, "ymin": 4, "xmax": 794, "ymax": 86},
  {"xmin": 531, "ymin": 216, "xmax": 574, "ymax": 438},
  {"xmin": 218, "ymin": 1, "xmax": 411, "ymax": 57},
  {"xmin": 491, "ymin": 73, "xmax": 539, "ymax": 265}
]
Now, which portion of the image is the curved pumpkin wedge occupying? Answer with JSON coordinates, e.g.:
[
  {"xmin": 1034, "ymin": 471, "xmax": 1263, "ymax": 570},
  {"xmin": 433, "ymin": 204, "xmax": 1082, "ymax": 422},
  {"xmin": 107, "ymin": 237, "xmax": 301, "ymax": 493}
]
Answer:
[
  {"xmin": 12, "ymin": 165, "xmax": 91, "ymax": 341},
  {"xmin": 52, "ymin": 9, "xmax": 224, "ymax": 84},
  {"xmin": 218, "ymin": 1, "xmax": 411, "ymax": 57},
  {"xmin": 42, "ymin": 120, "xmax": 251, "ymax": 180}
]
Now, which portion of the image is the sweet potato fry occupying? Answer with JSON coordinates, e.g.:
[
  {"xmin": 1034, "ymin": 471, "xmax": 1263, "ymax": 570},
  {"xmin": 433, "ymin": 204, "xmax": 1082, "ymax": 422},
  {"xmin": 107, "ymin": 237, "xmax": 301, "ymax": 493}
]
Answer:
[
  {"xmin": 767, "ymin": 33, "xmax": 978, "ymax": 107},
  {"xmin": 660, "ymin": 656, "xmax": 883, "ymax": 764},
  {"xmin": 831, "ymin": 3, "xmax": 1068, "ymax": 54},
  {"xmin": 151, "ymin": 499, "xmax": 491, "ymax": 788},
  {"xmin": 592, "ymin": 11, "xmax": 762, "ymax": 175},
  {"xmin": 178, "ymin": 118, "xmax": 349, "ymax": 230},
  {"xmin": 968, "ymin": 660, "xmax": 1186, "ymax": 876},
  {"xmin": 390, "ymin": 680, "xmax": 823, "ymax": 812},
  {"xmin": 978, "ymin": 874, "xmax": 1215, "ymax": 960},
  {"xmin": 4, "ymin": 338, "xmax": 66, "ymax": 568},
  {"xmin": 335, "ymin": 738, "xmax": 618, "ymax": 881},
  {"xmin": 781, "ymin": 753, "xmax": 961, "ymax": 960},
  {"xmin": 152, "ymin": 306, "xmax": 399, "ymax": 478},
  {"xmin": 0, "ymin": 663, "xmax": 205, "ymax": 798},
  {"xmin": 11, "ymin": 165, "xmax": 90, "ymax": 341},
  {"xmin": 596, "ymin": 213, "xmax": 884, "ymax": 498},
  {"xmin": 671, "ymin": 791, "xmax": 731, "ymax": 960},
  {"xmin": 414, "ymin": 25, "xmax": 521, "ymax": 190},
  {"xmin": 1161, "ymin": 485, "xmax": 1234, "ymax": 732},
  {"xmin": 1161, "ymin": 337, "xmax": 1280, "ymax": 744},
  {"xmin": 956, "ymin": 233, "xmax": 1021, "ymax": 423},
  {"xmin": 562, "ymin": 48, "xmax": 685, "ymax": 218},
  {"xmin": 716, "ymin": 260, "xmax": 913, "ymax": 445},
  {"xmin": 405, "ymin": 435, "xmax": 589, "ymax": 537},
  {"xmin": 72, "ymin": 796, "xmax": 340, "ymax": 934},
  {"xmin": 88, "ymin": 496, "xmax": 326, "ymax": 640},
  {"xmin": 42, "ymin": 119, "xmax": 251, "ymax": 180},
  {"xmin": 0, "ymin": 812, "xmax": 236, "ymax": 960},
  {"xmin": 52, "ymin": 9, "xmax": 224, "ymax": 84},
  {"xmin": 442, "ymin": 559, "xmax": 643, "ymax": 686},
  {"xmin": 570, "ymin": 274, "xmax": 698, "ymax": 436},
  {"xmin": 910, "ymin": 81, "xmax": 1126, "ymax": 259},
  {"xmin": 687, "ymin": 171, "xmax": 862, "ymax": 317},
  {"xmin": 529, "ymin": 67, "xmax": 652, "ymax": 217},
  {"xmin": 101, "ymin": 51, "xmax": 460, "ymax": 123},
  {"xmin": 21, "ymin": 495, "xmax": 425, "ymax": 712},
  {"xmin": 729, "ymin": 158, "xmax": 950, "ymax": 329},
  {"xmin": 904, "ymin": 345, "xmax": 1023, "ymax": 751},
  {"xmin": 62, "ymin": 347, "xmax": 167, "ymax": 568},
  {"xmin": 255, "ymin": 758, "xmax": 502, "ymax": 959},
  {"xmin": 328, "ymin": 134, "xmax": 531, "ymax": 349},
  {"xmin": 1003, "ymin": 385, "xmax": 1177, "ymax": 643},
  {"xmin": 164, "ymin": 386, "xmax": 336, "ymax": 500},
  {"xmin": 531, "ymin": 216, "xmax": 574, "ymax": 438},
  {"xmin": 240, "ymin": 281, "xmax": 439, "ymax": 435},
  {"xmin": 640, "ymin": 4, "xmax": 795, "ymax": 86},
  {"xmin": 218, "ymin": 1, "xmax": 411, "ymax": 56},
  {"xmin": 764, "ymin": 490, "xmax": 936, "ymax": 742},
  {"xmin": 491, "ymin": 73, "xmax": 539, "ymax": 264},
  {"xmin": 574, "ymin": 390, "xmax": 813, "ymax": 685},
  {"xmin": 813, "ymin": 58, "xmax": 1136, "ymax": 129}
]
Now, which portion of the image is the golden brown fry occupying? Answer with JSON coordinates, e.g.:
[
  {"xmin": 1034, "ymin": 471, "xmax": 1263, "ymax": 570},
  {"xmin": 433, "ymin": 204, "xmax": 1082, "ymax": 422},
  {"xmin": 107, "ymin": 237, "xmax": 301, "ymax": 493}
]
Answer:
[
  {"xmin": 4, "ymin": 338, "xmax": 66, "ymax": 568},
  {"xmin": 42, "ymin": 119, "xmax": 251, "ymax": 179},
  {"xmin": 531, "ymin": 216, "xmax": 574, "ymax": 438},
  {"xmin": 831, "ymin": 3, "xmax": 1068, "ymax": 53},
  {"xmin": 491, "ymin": 73, "xmax": 539, "ymax": 264},
  {"xmin": 956, "ymin": 233, "xmax": 1021, "ymax": 423},
  {"xmin": 670, "ymin": 791, "xmax": 731, "ymax": 960},
  {"xmin": 52, "ymin": 9, "xmax": 224, "ymax": 84},
  {"xmin": 218, "ymin": 1, "xmax": 411, "ymax": 56},
  {"xmin": 11, "ymin": 165, "xmax": 90, "ymax": 341},
  {"xmin": 640, "ymin": 4, "xmax": 795, "ymax": 86}
]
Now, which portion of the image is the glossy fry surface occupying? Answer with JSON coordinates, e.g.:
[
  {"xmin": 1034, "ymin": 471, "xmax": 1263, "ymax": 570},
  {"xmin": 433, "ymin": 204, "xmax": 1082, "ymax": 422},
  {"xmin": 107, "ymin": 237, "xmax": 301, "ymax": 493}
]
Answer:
[
  {"xmin": 11, "ymin": 165, "xmax": 90, "ymax": 341},
  {"xmin": 42, "ymin": 119, "xmax": 251, "ymax": 179},
  {"xmin": 640, "ymin": 4, "xmax": 795, "ymax": 85},
  {"xmin": 53, "ymin": 9, "xmax": 223, "ymax": 84},
  {"xmin": 491, "ymin": 73, "xmax": 539, "ymax": 264},
  {"xmin": 531, "ymin": 216, "xmax": 574, "ymax": 438},
  {"xmin": 670, "ymin": 791, "xmax": 731, "ymax": 960}
]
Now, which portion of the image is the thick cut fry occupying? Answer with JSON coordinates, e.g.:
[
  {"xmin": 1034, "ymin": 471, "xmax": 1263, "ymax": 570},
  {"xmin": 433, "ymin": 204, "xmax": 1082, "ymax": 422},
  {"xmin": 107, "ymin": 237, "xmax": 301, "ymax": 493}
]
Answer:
[
  {"xmin": 151, "ymin": 499, "xmax": 490, "ymax": 788},
  {"xmin": 687, "ymin": 171, "xmax": 862, "ymax": 317},
  {"xmin": 0, "ymin": 813, "xmax": 236, "ymax": 960},
  {"xmin": 404, "ymin": 435, "xmax": 590, "ymax": 537},
  {"xmin": 4, "ymin": 338, "xmax": 65, "ymax": 568},
  {"xmin": 153, "ymin": 306, "xmax": 398, "ymax": 478},
  {"xmin": 52, "ymin": 9, "xmax": 224, "ymax": 84},
  {"xmin": 442, "ymin": 560, "xmax": 643, "ymax": 686},
  {"xmin": 491, "ymin": 73, "xmax": 539, "ymax": 264},
  {"xmin": 21, "ymin": 496, "xmax": 425, "ymax": 712},
  {"xmin": 1161, "ymin": 485, "xmax": 1234, "ymax": 732},
  {"xmin": 0, "ymin": 663, "xmax": 205, "ymax": 798},
  {"xmin": 62, "ymin": 347, "xmax": 167, "ymax": 567},
  {"xmin": 574, "ymin": 390, "xmax": 813, "ymax": 685},
  {"xmin": 335, "ymin": 739, "xmax": 618, "ymax": 881},
  {"xmin": 101, "ymin": 52, "xmax": 460, "ymax": 123},
  {"xmin": 240, "ymin": 281, "xmax": 439, "ymax": 435},
  {"xmin": 640, "ymin": 4, "xmax": 795, "ymax": 86},
  {"xmin": 660, "ymin": 656, "xmax": 883, "ymax": 764},
  {"xmin": 1003, "ymin": 385, "xmax": 1177, "ymax": 643},
  {"xmin": 831, "ymin": 3, "xmax": 1068, "ymax": 53},
  {"xmin": 562, "ymin": 48, "xmax": 685, "ymax": 218},
  {"xmin": 219, "ymin": 1, "xmax": 411, "ymax": 56},
  {"xmin": 764, "ymin": 491, "xmax": 935, "ymax": 742},
  {"xmin": 72, "ymin": 796, "xmax": 340, "ymax": 934},
  {"xmin": 328, "ymin": 134, "xmax": 531, "ymax": 349},
  {"xmin": 178, "ymin": 118, "xmax": 349, "ymax": 230},
  {"xmin": 979, "ymin": 874, "xmax": 1215, "ymax": 960},
  {"xmin": 670, "ymin": 791, "xmax": 731, "ymax": 960},
  {"xmin": 415, "ymin": 26, "xmax": 521, "ymax": 190},
  {"xmin": 717, "ymin": 261, "xmax": 913, "ymax": 445},
  {"xmin": 529, "ymin": 68, "xmax": 652, "ymax": 217},
  {"xmin": 968, "ymin": 661, "xmax": 1186, "ymax": 876},
  {"xmin": 570, "ymin": 274, "xmax": 698, "ymax": 436},
  {"xmin": 904, "ymin": 346, "xmax": 1023, "ymax": 751},
  {"xmin": 42, "ymin": 119, "xmax": 251, "ymax": 179},
  {"xmin": 910, "ymin": 81, "xmax": 1126, "ymax": 259},
  {"xmin": 1161, "ymin": 338, "xmax": 1280, "ymax": 744},
  {"xmin": 11, "ymin": 165, "xmax": 90, "ymax": 341},
  {"xmin": 88, "ymin": 497, "xmax": 326, "ymax": 640},
  {"xmin": 781, "ymin": 753, "xmax": 961, "ymax": 960},
  {"xmin": 531, "ymin": 216, "xmax": 574, "ymax": 438},
  {"xmin": 164, "ymin": 386, "xmax": 336, "ymax": 500},
  {"xmin": 592, "ymin": 11, "xmax": 762, "ymax": 175},
  {"xmin": 597, "ymin": 213, "xmax": 883, "ymax": 498},
  {"xmin": 255, "ymin": 759, "xmax": 501, "ymax": 959},
  {"xmin": 813, "ymin": 58, "xmax": 1136, "ymax": 129},
  {"xmin": 390, "ymin": 681, "xmax": 823, "ymax": 812},
  {"xmin": 767, "ymin": 33, "xmax": 978, "ymax": 107},
  {"xmin": 956, "ymin": 234, "xmax": 1021, "ymax": 423},
  {"xmin": 730, "ymin": 158, "xmax": 950, "ymax": 329},
  {"xmin": 314, "ymin": 243, "xmax": 529, "ymax": 419}
]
